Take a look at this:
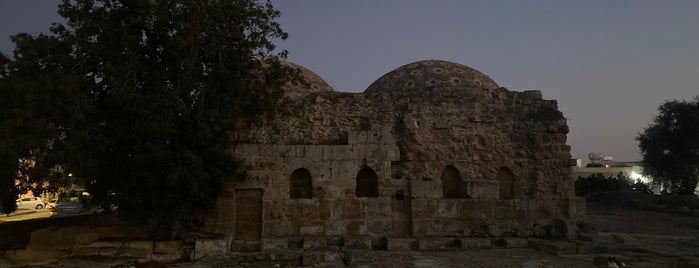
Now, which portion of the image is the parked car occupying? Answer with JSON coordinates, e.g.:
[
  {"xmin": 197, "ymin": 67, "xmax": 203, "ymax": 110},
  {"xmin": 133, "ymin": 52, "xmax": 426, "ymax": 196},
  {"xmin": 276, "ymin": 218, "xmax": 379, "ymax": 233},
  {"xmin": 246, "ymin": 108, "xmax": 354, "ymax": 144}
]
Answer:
[
  {"xmin": 15, "ymin": 197, "xmax": 45, "ymax": 210},
  {"xmin": 46, "ymin": 198, "xmax": 58, "ymax": 210},
  {"xmin": 49, "ymin": 196, "xmax": 85, "ymax": 215}
]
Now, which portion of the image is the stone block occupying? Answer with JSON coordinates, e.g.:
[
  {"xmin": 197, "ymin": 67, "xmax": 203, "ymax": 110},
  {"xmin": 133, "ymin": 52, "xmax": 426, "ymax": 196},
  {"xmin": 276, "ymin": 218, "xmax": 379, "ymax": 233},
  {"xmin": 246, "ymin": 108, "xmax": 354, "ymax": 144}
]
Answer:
[
  {"xmin": 464, "ymin": 180, "xmax": 498, "ymax": 199},
  {"xmin": 75, "ymin": 232, "xmax": 100, "ymax": 245},
  {"xmin": 234, "ymin": 144, "xmax": 259, "ymax": 156},
  {"xmin": 348, "ymin": 131, "xmax": 368, "ymax": 144},
  {"xmin": 410, "ymin": 219, "xmax": 432, "ymax": 237},
  {"xmin": 151, "ymin": 252, "xmax": 181, "ymax": 262},
  {"xmin": 516, "ymin": 228, "xmax": 534, "ymax": 238},
  {"xmin": 27, "ymin": 226, "xmax": 82, "ymax": 252},
  {"xmin": 363, "ymin": 198, "xmax": 391, "ymax": 218},
  {"xmin": 302, "ymin": 253, "xmax": 322, "ymax": 266},
  {"xmin": 330, "ymin": 161, "xmax": 358, "ymax": 183},
  {"xmin": 324, "ymin": 146, "xmax": 354, "ymax": 161},
  {"xmin": 263, "ymin": 221, "xmax": 298, "ymax": 237},
  {"xmin": 344, "ymin": 238, "xmax": 372, "ymax": 250},
  {"xmin": 335, "ymin": 199, "xmax": 363, "ymax": 220},
  {"xmin": 564, "ymin": 197, "xmax": 586, "ymax": 219},
  {"xmin": 299, "ymin": 200, "xmax": 320, "ymax": 220},
  {"xmin": 418, "ymin": 238, "xmax": 460, "ymax": 251},
  {"xmin": 533, "ymin": 225, "xmax": 548, "ymax": 238},
  {"xmin": 123, "ymin": 241, "xmax": 153, "ymax": 251},
  {"xmin": 529, "ymin": 239, "xmax": 578, "ymax": 256},
  {"xmin": 259, "ymin": 144, "xmax": 278, "ymax": 156},
  {"xmin": 440, "ymin": 219, "xmax": 463, "ymax": 236},
  {"xmin": 261, "ymin": 187, "xmax": 286, "ymax": 202},
  {"xmin": 4, "ymin": 249, "xmax": 60, "ymax": 265},
  {"xmin": 72, "ymin": 245, "xmax": 100, "ymax": 256},
  {"xmin": 98, "ymin": 247, "xmax": 119, "ymax": 257},
  {"xmin": 486, "ymin": 225, "xmax": 502, "ymax": 237},
  {"xmin": 495, "ymin": 205, "xmax": 516, "ymax": 219},
  {"xmin": 117, "ymin": 241, "xmax": 153, "ymax": 260},
  {"xmin": 89, "ymin": 241, "xmax": 124, "ymax": 248},
  {"xmin": 411, "ymin": 180, "xmax": 442, "ymax": 199},
  {"xmin": 229, "ymin": 240, "xmax": 261, "ymax": 252},
  {"xmin": 558, "ymin": 219, "xmax": 577, "ymax": 240},
  {"xmin": 346, "ymin": 220, "xmax": 366, "ymax": 236},
  {"xmin": 366, "ymin": 220, "xmax": 392, "ymax": 235},
  {"xmin": 366, "ymin": 130, "xmax": 382, "ymax": 144},
  {"xmin": 460, "ymin": 238, "xmax": 492, "ymax": 250},
  {"xmin": 280, "ymin": 145, "xmax": 296, "ymax": 157},
  {"xmin": 194, "ymin": 236, "xmax": 230, "ymax": 260},
  {"xmin": 411, "ymin": 199, "xmax": 437, "ymax": 219},
  {"xmin": 436, "ymin": 200, "xmax": 459, "ymax": 218},
  {"xmin": 324, "ymin": 221, "xmax": 347, "ymax": 236},
  {"xmin": 302, "ymin": 237, "xmax": 325, "ymax": 250},
  {"xmin": 156, "ymin": 241, "xmax": 181, "ymax": 254},
  {"xmin": 380, "ymin": 130, "xmax": 396, "ymax": 145},
  {"xmin": 261, "ymin": 238, "xmax": 287, "ymax": 250},
  {"xmin": 386, "ymin": 146, "xmax": 400, "ymax": 161},
  {"xmin": 324, "ymin": 251, "xmax": 342, "ymax": 262},
  {"xmin": 300, "ymin": 225, "xmax": 324, "ymax": 236},
  {"xmin": 387, "ymin": 238, "xmax": 417, "ymax": 251},
  {"xmin": 502, "ymin": 238, "xmax": 528, "ymax": 248},
  {"xmin": 304, "ymin": 145, "xmax": 323, "ymax": 160}
]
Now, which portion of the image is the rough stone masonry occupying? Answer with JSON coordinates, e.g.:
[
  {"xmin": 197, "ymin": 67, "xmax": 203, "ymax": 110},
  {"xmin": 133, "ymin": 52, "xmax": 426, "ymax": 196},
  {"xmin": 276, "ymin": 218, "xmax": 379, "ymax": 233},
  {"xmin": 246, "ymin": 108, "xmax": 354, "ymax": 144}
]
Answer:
[{"xmin": 206, "ymin": 60, "xmax": 585, "ymax": 251}]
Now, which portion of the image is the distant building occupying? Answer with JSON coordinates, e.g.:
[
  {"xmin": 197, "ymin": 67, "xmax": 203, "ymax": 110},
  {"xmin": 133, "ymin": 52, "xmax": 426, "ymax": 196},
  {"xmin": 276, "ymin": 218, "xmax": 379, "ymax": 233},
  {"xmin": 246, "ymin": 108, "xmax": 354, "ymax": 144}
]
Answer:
[{"xmin": 571, "ymin": 153, "xmax": 656, "ymax": 191}]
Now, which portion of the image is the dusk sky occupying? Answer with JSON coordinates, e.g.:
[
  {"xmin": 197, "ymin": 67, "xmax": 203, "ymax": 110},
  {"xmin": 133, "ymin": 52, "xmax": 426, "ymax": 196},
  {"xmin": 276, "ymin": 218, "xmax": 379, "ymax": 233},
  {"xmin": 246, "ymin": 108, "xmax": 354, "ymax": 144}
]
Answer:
[{"xmin": 1, "ymin": 1, "xmax": 698, "ymax": 163}]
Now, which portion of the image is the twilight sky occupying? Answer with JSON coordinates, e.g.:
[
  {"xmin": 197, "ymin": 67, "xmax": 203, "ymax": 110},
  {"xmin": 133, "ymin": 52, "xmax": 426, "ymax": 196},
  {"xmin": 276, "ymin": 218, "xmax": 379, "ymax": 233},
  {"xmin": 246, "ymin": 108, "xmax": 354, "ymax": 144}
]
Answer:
[{"xmin": 1, "ymin": 1, "xmax": 698, "ymax": 163}]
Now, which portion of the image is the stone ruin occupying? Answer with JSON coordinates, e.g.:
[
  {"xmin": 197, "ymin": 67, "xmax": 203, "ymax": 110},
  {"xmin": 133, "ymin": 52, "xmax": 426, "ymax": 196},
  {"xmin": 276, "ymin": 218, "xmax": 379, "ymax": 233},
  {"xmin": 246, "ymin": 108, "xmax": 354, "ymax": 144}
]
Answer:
[{"xmin": 206, "ymin": 60, "xmax": 585, "ymax": 251}]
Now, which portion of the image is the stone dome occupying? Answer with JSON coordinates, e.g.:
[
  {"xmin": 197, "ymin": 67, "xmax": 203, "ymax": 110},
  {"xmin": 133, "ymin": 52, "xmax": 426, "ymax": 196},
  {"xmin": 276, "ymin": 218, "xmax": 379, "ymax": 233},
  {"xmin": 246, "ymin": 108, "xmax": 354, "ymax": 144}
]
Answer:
[
  {"xmin": 364, "ymin": 60, "xmax": 499, "ymax": 94},
  {"xmin": 282, "ymin": 61, "xmax": 334, "ymax": 99}
]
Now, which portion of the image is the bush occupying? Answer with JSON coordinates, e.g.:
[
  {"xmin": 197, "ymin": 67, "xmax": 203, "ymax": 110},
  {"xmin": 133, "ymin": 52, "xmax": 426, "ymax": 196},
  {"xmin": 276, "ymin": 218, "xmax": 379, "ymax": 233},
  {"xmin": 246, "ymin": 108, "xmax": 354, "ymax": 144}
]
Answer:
[{"xmin": 575, "ymin": 172, "xmax": 651, "ymax": 196}]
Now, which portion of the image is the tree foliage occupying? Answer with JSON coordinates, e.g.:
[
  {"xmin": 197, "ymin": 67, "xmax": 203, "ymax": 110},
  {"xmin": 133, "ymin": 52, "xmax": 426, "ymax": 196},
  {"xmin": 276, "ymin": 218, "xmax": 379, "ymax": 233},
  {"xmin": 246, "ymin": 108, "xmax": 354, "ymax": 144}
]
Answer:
[
  {"xmin": 637, "ymin": 96, "xmax": 699, "ymax": 195},
  {"xmin": 0, "ymin": 0, "xmax": 295, "ymax": 238},
  {"xmin": 575, "ymin": 172, "xmax": 650, "ymax": 196}
]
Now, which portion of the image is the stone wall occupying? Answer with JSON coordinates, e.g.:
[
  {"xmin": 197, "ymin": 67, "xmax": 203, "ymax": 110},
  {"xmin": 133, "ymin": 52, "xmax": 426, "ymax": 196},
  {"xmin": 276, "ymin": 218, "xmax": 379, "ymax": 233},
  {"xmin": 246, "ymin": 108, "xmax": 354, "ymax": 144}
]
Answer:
[
  {"xmin": 208, "ymin": 60, "xmax": 584, "ymax": 246},
  {"xmin": 209, "ymin": 124, "xmax": 405, "ymax": 239}
]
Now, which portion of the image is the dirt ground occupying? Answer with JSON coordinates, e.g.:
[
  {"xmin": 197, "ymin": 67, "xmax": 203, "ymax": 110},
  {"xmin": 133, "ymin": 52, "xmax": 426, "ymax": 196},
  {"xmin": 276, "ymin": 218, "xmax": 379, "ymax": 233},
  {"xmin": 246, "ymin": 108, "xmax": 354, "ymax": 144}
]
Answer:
[{"xmin": 5, "ymin": 191, "xmax": 699, "ymax": 268}]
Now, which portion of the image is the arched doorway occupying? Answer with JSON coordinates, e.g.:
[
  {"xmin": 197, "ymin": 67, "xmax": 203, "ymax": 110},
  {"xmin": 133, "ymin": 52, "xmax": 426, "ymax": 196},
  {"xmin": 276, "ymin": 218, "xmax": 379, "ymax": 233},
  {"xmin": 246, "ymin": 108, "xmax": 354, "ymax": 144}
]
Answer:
[
  {"xmin": 356, "ymin": 167, "xmax": 378, "ymax": 197},
  {"xmin": 290, "ymin": 168, "xmax": 312, "ymax": 199},
  {"xmin": 496, "ymin": 168, "xmax": 515, "ymax": 199},
  {"xmin": 442, "ymin": 165, "xmax": 466, "ymax": 198}
]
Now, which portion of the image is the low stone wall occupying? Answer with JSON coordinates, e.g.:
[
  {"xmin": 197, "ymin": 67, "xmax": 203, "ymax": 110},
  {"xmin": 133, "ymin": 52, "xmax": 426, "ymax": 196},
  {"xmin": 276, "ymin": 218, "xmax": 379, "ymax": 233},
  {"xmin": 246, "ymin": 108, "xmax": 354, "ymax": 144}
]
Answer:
[
  {"xmin": 2, "ymin": 223, "xmax": 149, "ymax": 265},
  {"xmin": 2, "ymin": 215, "xmax": 591, "ymax": 266}
]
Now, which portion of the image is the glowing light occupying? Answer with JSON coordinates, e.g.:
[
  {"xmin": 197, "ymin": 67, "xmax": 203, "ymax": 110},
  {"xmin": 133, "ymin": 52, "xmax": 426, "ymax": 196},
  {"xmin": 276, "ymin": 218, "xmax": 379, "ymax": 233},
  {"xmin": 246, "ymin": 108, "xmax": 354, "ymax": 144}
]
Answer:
[{"xmin": 631, "ymin": 171, "xmax": 650, "ymax": 184}]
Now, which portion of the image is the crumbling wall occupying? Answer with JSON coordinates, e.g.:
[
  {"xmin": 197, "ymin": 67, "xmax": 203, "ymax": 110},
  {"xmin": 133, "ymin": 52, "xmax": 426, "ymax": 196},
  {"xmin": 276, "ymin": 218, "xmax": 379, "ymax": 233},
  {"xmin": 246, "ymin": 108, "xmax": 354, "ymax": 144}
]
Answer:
[{"xmin": 212, "ymin": 61, "xmax": 583, "ymax": 243}]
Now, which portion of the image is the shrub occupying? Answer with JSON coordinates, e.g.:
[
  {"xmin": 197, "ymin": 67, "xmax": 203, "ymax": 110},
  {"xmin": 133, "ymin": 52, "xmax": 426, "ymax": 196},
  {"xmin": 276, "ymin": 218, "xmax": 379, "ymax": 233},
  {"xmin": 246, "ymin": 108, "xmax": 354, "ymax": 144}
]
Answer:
[{"xmin": 575, "ymin": 172, "xmax": 650, "ymax": 196}]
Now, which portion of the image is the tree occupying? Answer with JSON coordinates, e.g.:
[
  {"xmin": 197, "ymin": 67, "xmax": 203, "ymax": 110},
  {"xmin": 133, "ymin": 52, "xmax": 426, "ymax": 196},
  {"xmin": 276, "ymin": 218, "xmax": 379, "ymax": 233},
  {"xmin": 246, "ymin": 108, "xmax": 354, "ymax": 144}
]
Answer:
[
  {"xmin": 0, "ymin": 33, "xmax": 78, "ymax": 215},
  {"xmin": 637, "ymin": 96, "xmax": 699, "ymax": 195},
  {"xmin": 0, "ymin": 0, "xmax": 296, "ymax": 238}
]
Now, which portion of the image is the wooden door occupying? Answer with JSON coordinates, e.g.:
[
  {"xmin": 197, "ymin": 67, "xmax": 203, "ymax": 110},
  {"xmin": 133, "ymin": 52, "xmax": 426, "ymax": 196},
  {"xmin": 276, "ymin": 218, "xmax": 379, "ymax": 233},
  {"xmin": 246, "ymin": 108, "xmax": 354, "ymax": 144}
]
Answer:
[{"xmin": 234, "ymin": 189, "xmax": 262, "ymax": 240}]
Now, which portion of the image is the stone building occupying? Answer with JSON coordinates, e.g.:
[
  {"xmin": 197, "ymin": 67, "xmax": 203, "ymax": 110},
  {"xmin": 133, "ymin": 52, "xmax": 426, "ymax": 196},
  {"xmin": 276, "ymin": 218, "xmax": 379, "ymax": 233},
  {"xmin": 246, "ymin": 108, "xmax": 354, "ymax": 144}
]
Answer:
[{"xmin": 207, "ymin": 60, "xmax": 585, "ymax": 250}]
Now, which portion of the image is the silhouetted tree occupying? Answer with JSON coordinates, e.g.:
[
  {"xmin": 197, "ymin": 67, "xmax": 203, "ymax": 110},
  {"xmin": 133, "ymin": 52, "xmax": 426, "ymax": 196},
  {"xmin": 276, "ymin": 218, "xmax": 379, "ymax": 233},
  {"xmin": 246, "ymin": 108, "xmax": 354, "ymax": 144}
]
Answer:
[
  {"xmin": 637, "ymin": 96, "xmax": 699, "ymax": 195},
  {"xmin": 0, "ymin": 0, "xmax": 296, "ymax": 238}
]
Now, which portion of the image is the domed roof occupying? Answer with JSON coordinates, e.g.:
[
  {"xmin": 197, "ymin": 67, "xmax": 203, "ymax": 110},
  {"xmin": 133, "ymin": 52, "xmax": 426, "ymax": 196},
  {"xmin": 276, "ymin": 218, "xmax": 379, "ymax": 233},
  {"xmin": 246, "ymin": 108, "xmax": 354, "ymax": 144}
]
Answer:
[
  {"xmin": 364, "ymin": 60, "xmax": 499, "ymax": 94},
  {"xmin": 282, "ymin": 61, "xmax": 334, "ymax": 99}
]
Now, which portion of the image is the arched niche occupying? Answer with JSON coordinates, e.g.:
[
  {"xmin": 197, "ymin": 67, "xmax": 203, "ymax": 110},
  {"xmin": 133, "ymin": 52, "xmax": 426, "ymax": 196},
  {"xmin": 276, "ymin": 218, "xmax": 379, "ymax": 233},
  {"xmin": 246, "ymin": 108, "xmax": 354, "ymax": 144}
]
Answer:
[
  {"xmin": 441, "ymin": 165, "xmax": 466, "ymax": 198},
  {"xmin": 290, "ymin": 168, "xmax": 312, "ymax": 199},
  {"xmin": 496, "ymin": 167, "xmax": 515, "ymax": 199},
  {"xmin": 356, "ymin": 167, "xmax": 378, "ymax": 197}
]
